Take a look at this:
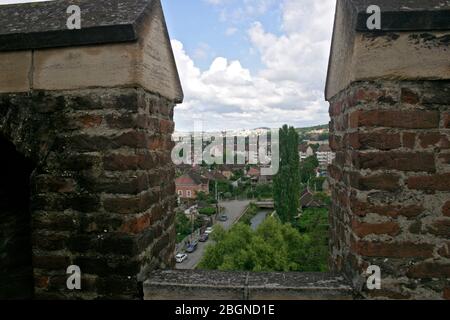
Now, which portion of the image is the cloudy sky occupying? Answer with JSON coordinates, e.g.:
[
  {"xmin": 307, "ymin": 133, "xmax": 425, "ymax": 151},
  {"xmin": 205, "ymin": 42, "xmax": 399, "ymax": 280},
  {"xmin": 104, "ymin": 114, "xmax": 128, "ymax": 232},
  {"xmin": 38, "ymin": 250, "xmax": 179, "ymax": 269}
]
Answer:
[{"xmin": 1, "ymin": 0, "xmax": 336, "ymax": 132}]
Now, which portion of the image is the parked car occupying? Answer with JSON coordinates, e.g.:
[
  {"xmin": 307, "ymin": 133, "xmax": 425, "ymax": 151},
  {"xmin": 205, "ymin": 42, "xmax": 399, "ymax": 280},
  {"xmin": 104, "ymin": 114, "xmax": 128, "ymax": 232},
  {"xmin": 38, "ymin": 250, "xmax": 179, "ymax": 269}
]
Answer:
[
  {"xmin": 199, "ymin": 233, "xmax": 209, "ymax": 242},
  {"xmin": 204, "ymin": 227, "xmax": 214, "ymax": 235},
  {"xmin": 186, "ymin": 241, "xmax": 198, "ymax": 253},
  {"xmin": 219, "ymin": 215, "xmax": 228, "ymax": 222},
  {"xmin": 175, "ymin": 253, "xmax": 188, "ymax": 263}
]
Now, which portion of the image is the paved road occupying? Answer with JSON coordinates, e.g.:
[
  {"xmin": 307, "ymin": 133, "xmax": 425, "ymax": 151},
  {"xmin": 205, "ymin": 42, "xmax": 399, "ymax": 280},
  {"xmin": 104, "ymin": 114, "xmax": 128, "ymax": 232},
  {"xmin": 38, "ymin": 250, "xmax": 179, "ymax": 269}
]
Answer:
[
  {"xmin": 176, "ymin": 200, "xmax": 250, "ymax": 270},
  {"xmin": 218, "ymin": 200, "xmax": 251, "ymax": 230}
]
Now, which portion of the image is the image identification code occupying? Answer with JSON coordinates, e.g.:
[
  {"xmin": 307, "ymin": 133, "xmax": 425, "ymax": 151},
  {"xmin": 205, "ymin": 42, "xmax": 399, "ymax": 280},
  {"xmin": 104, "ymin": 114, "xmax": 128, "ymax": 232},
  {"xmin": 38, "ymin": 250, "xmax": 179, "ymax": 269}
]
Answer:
[{"xmin": 175, "ymin": 304, "xmax": 276, "ymax": 318}]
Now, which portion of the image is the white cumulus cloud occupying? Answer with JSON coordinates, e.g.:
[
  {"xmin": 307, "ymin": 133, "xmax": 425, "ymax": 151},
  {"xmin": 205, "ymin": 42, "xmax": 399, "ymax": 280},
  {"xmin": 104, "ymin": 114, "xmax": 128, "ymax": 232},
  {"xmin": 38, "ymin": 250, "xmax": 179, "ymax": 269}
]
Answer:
[{"xmin": 173, "ymin": 0, "xmax": 335, "ymax": 131}]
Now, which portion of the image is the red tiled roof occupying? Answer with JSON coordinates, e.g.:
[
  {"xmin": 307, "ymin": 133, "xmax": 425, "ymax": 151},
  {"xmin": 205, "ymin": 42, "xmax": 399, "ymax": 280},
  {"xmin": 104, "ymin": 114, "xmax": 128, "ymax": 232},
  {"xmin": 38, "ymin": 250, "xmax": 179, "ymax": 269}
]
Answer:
[
  {"xmin": 175, "ymin": 171, "xmax": 209, "ymax": 186},
  {"xmin": 248, "ymin": 167, "xmax": 260, "ymax": 176}
]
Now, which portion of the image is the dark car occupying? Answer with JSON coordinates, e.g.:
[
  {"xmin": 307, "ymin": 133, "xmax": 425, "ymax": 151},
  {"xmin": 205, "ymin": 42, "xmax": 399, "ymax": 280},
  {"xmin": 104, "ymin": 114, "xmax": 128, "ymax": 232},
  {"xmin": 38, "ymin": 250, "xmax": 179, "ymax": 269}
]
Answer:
[
  {"xmin": 186, "ymin": 241, "xmax": 198, "ymax": 253},
  {"xmin": 219, "ymin": 215, "xmax": 228, "ymax": 222},
  {"xmin": 199, "ymin": 233, "xmax": 209, "ymax": 242}
]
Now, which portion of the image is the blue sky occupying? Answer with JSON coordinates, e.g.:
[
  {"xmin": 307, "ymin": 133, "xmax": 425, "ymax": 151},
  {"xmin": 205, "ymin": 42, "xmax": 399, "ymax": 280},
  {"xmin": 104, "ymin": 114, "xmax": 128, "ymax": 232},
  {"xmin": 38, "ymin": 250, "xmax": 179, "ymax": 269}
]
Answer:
[
  {"xmin": 162, "ymin": 0, "xmax": 283, "ymax": 73},
  {"xmin": 165, "ymin": 0, "xmax": 336, "ymax": 131},
  {"xmin": 0, "ymin": 0, "xmax": 336, "ymax": 132}
]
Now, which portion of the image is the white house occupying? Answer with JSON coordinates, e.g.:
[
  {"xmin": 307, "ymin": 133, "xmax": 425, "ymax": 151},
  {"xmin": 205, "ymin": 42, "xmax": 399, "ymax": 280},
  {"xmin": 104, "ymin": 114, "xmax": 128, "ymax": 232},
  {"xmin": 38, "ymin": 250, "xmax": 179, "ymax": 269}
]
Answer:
[
  {"xmin": 317, "ymin": 144, "xmax": 335, "ymax": 168},
  {"xmin": 299, "ymin": 144, "xmax": 314, "ymax": 162}
]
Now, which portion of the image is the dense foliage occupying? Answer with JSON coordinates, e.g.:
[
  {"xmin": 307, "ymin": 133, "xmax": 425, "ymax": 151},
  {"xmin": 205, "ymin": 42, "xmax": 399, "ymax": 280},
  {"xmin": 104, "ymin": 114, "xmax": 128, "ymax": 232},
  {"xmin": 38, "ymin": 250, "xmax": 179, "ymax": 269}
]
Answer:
[
  {"xmin": 273, "ymin": 125, "xmax": 300, "ymax": 223},
  {"xmin": 175, "ymin": 212, "xmax": 201, "ymax": 243},
  {"xmin": 312, "ymin": 192, "xmax": 332, "ymax": 207},
  {"xmin": 246, "ymin": 183, "xmax": 273, "ymax": 200},
  {"xmin": 198, "ymin": 207, "xmax": 217, "ymax": 216},
  {"xmin": 210, "ymin": 180, "xmax": 234, "ymax": 198},
  {"xmin": 308, "ymin": 176, "xmax": 326, "ymax": 192},
  {"xmin": 299, "ymin": 155, "xmax": 319, "ymax": 184},
  {"xmin": 198, "ymin": 213, "xmax": 329, "ymax": 272},
  {"xmin": 176, "ymin": 212, "xmax": 207, "ymax": 243},
  {"xmin": 196, "ymin": 191, "xmax": 217, "ymax": 205},
  {"xmin": 176, "ymin": 213, "xmax": 193, "ymax": 243},
  {"xmin": 293, "ymin": 208, "xmax": 329, "ymax": 272},
  {"xmin": 231, "ymin": 169, "xmax": 244, "ymax": 181}
]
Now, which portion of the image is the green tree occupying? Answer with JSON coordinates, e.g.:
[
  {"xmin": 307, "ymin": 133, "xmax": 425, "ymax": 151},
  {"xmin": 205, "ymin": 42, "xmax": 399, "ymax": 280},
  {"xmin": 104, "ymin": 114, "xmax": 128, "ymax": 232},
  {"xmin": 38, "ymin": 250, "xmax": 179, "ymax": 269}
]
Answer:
[
  {"xmin": 273, "ymin": 125, "xmax": 300, "ymax": 223},
  {"xmin": 231, "ymin": 169, "xmax": 244, "ymax": 181},
  {"xmin": 313, "ymin": 192, "xmax": 332, "ymax": 206},
  {"xmin": 299, "ymin": 155, "xmax": 319, "ymax": 183},
  {"xmin": 255, "ymin": 183, "xmax": 273, "ymax": 199},
  {"xmin": 296, "ymin": 208, "xmax": 329, "ymax": 233},
  {"xmin": 196, "ymin": 191, "xmax": 208, "ymax": 202},
  {"xmin": 294, "ymin": 208, "xmax": 329, "ymax": 272},
  {"xmin": 199, "ymin": 211, "xmax": 330, "ymax": 272},
  {"xmin": 309, "ymin": 176, "xmax": 325, "ymax": 192},
  {"xmin": 175, "ymin": 213, "xmax": 192, "ymax": 243},
  {"xmin": 198, "ymin": 207, "xmax": 216, "ymax": 216},
  {"xmin": 198, "ymin": 217, "xmax": 306, "ymax": 272},
  {"xmin": 210, "ymin": 180, "xmax": 233, "ymax": 196}
]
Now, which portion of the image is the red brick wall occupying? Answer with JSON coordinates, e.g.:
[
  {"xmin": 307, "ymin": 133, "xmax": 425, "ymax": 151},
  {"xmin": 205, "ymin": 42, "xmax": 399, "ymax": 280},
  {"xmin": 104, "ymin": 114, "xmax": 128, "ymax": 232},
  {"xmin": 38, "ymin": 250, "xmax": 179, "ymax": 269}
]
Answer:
[
  {"xmin": 329, "ymin": 80, "xmax": 450, "ymax": 299},
  {"xmin": 0, "ymin": 88, "xmax": 177, "ymax": 299},
  {"xmin": 176, "ymin": 185, "xmax": 208, "ymax": 199}
]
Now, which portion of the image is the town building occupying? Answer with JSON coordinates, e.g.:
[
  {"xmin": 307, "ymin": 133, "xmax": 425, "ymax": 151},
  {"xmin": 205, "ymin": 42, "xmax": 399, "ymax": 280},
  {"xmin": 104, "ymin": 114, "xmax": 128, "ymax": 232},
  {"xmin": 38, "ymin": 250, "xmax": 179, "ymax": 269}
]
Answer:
[
  {"xmin": 300, "ymin": 188, "xmax": 326, "ymax": 209},
  {"xmin": 299, "ymin": 144, "xmax": 314, "ymax": 161},
  {"xmin": 218, "ymin": 165, "xmax": 234, "ymax": 179},
  {"xmin": 316, "ymin": 144, "xmax": 335, "ymax": 169},
  {"xmin": 175, "ymin": 172, "xmax": 209, "ymax": 199},
  {"xmin": 247, "ymin": 167, "xmax": 260, "ymax": 181},
  {"xmin": 204, "ymin": 170, "xmax": 227, "ymax": 182}
]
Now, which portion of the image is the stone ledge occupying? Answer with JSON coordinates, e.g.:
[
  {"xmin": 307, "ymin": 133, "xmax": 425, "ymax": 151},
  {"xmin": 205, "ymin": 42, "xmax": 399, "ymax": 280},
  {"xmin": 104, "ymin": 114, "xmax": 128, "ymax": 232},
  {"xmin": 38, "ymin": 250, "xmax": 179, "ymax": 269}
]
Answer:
[
  {"xmin": 351, "ymin": 0, "xmax": 450, "ymax": 31},
  {"xmin": 0, "ymin": 0, "xmax": 152, "ymax": 52},
  {"xmin": 325, "ymin": 0, "xmax": 450, "ymax": 101},
  {"xmin": 0, "ymin": 0, "xmax": 183, "ymax": 103},
  {"xmin": 144, "ymin": 270, "xmax": 355, "ymax": 300}
]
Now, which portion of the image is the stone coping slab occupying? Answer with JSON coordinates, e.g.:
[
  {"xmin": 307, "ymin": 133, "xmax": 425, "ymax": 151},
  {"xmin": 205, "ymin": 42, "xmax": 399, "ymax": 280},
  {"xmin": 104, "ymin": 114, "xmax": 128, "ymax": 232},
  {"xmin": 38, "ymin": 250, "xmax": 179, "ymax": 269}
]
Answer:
[{"xmin": 144, "ymin": 270, "xmax": 355, "ymax": 300}]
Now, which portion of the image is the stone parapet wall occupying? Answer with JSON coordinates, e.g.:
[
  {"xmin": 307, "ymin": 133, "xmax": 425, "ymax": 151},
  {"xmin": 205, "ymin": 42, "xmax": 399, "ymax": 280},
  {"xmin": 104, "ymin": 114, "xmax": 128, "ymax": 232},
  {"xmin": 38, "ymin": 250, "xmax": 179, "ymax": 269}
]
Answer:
[
  {"xmin": 1, "ymin": 0, "xmax": 449, "ymax": 301},
  {"xmin": 144, "ymin": 270, "xmax": 355, "ymax": 300},
  {"xmin": 326, "ymin": 0, "xmax": 450, "ymax": 300},
  {"xmin": 0, "ymin": 0, "xmax": 182, "ymax": 300},
  {"xmin": 1, "ymin": 88, "xmax": 177, "ymax": 299},
  {"xmin": 328, "ymin": 80, "xmax": 450, "ymax": 299}
]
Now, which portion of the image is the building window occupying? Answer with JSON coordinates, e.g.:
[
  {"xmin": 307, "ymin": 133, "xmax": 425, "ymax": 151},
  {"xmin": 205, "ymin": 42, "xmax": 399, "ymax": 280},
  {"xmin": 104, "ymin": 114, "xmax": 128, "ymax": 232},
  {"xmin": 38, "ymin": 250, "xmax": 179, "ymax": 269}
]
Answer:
[
  {"xmin": 178, "ymin": 190, "xmax": 183, "ymax": 197},
  {"xmin": 186, "ymin": 190, "xmax": 192, "ymax": 198}
]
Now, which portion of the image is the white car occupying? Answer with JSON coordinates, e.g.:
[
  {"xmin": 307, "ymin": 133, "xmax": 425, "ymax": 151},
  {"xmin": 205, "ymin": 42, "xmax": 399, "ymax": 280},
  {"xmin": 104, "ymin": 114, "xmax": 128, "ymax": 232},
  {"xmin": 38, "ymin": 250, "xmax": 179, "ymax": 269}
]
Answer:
[
  {"xmin": 175, "ymin": 253, "xmax": 188, "ymax": 263},
  {"xmin": 204, "ymin": 227, "xmax": 213, "ymax": 235}
]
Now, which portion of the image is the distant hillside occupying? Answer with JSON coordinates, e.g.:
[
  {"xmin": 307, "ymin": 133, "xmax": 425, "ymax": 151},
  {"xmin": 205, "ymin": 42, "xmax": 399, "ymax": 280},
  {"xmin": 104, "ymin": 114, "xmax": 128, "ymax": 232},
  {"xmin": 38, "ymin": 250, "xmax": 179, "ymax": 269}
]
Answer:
[
  {"xmin": 295, "ymin": 124, "xmax": 328, "ymax": 133},
  {"xmin": 296, "ymin": 124, "xmax": 329, "ymax": 142}
]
